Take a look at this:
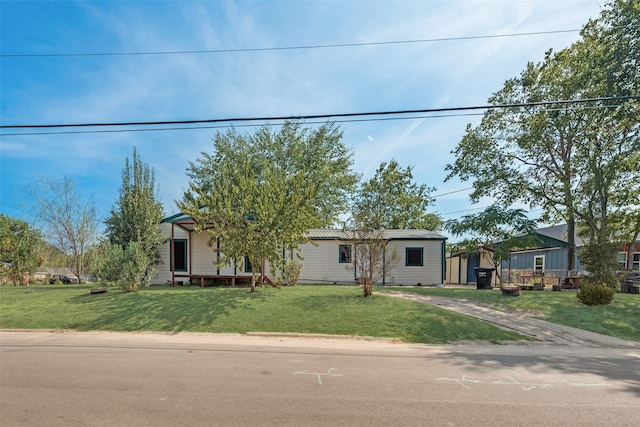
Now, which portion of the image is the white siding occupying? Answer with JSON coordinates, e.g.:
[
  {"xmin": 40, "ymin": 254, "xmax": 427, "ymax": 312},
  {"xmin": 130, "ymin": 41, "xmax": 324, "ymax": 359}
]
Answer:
[
  {"xmin": 154, "ymin": 223, "xmax": 445, "ymax": 286},
  {"xmin": 295, "ymin": 239, "xmax": 444, "ymax": 285},
  {"xmin": 385, "ymin": 240, "xmax": 443, "ymax": 285},
  {"xmin": 296, "ymin": 240, "xmax": 356, "ymax": 284},
  {"xmin": 190, "ymin": 232, "xmax": 217, "ymax": 275}
]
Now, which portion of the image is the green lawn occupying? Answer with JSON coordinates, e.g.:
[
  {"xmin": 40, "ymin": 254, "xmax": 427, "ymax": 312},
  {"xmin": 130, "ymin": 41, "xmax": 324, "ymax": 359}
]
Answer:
[
  {"xmin": 376, "ymin": 286, "xmax": 640, "ymax": 341},
  {"xmin": 0, "ymin": 285, "xmax": 527, "ymax": 344}
]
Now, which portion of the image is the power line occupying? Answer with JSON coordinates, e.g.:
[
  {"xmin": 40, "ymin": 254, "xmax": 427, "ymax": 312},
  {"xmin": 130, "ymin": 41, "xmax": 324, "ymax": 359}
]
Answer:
[
  {"xmin": 431, "ymin": 187, "xmax": 474, "ymax": 198},
  {"xmin": 2, "ymin": 96, "xmax": 636, "ymax": 133},
  {"xmin": 0, "ymin": 112, "xmax": 488, "ymax": 136},
  {"xmin": 1, "ymin": 29, "xmax": 581, "ymax": 58}
]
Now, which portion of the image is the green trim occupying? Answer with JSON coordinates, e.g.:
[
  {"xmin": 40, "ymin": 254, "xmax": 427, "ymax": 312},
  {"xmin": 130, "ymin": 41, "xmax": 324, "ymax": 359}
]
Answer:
[
  {"xmin": 170, "ymin": 239, "xmax": 188, "ymax": 272},
  {"xmin": 244, "ymin": 255, "xmax": 252, "ymax": 273},
  {"xmin": 162, "ymin": 212, "xmax": 194, "ymax": 223}
]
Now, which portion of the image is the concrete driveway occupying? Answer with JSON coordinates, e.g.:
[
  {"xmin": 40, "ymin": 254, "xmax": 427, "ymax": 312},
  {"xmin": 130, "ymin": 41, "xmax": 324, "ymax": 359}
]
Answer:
[{"xmin": 379, "ymin": 291, "xmax": 639, "ymax": 348}]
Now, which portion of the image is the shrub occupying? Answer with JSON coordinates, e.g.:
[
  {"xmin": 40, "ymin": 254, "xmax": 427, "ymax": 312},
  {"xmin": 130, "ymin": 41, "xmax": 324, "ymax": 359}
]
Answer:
[
  {"xmin": 117, "ymin": 242, "xmax": 151, "ymax": 292},
  {"xmin": 577, "ymin": 283, "xmax": 616, "ymax": 306},
  {"xmin": 284, "ymin": 260, "xmax": 303, "ymax": 286}
]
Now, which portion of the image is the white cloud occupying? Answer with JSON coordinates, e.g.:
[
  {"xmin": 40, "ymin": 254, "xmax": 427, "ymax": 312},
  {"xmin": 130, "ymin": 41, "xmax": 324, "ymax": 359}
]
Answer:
[{"xmin": 0, "ymin": 0, "xmax": 604, "ymax": 223}]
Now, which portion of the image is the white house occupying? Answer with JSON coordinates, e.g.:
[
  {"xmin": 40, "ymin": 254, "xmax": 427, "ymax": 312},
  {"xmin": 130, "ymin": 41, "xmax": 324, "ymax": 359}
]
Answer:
[{"xmin": 153, "ymin": 213, "xmax": 447, "ymax": 287}]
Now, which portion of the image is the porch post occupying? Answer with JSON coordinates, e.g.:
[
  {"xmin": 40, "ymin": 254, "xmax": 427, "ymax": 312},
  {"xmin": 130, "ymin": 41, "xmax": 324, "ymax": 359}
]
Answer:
[{"xmin": 171, "ymin": 222, "xmax": 175, "ymax": 287}]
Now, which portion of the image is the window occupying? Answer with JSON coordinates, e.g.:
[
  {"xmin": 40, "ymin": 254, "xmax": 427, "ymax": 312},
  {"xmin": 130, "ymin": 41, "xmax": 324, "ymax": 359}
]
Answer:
[
  {"xmin": 534, "ymin": 255, "xmax": 544, "ymax": 272},
  {"xmin": 406, "ymin": 248, "xmax": 423, "ymax": 266},
  {"xmin": 633, "ymin": 253, "xmax": 640, "ymax": 271},
  {"xmin": 339, "ymin": 245, "xmax": 352, "ymax": 263},
  {"xmin": 617, "ymin": 252, "xmax": 627, "ymax": 270},
  {"xmin": 171, "ymin": 239, "xmax": 187, "ymax": 272},
  {"xmin": 244, "ymin": 255, "xmax": 252, "ymax": 273}
]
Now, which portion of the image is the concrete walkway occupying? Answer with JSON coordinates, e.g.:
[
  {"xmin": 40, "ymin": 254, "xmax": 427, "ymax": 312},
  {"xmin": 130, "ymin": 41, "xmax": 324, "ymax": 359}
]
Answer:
[{"xmin": 379, "ymin": 291, "xmax": 639, "ymax": 349}]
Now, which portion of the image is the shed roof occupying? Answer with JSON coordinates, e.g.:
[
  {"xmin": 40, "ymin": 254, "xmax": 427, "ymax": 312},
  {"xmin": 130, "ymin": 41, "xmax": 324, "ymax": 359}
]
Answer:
[{"xmin": 535, "ymin": 224, "xmax": 584, "ymax": 246}]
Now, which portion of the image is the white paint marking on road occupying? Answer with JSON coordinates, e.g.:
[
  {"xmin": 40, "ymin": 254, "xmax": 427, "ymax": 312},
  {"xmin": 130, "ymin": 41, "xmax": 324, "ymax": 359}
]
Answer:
[
  {"xmin": 294, "ymin": 368, "xmax": 343, "ymax": 385},
  {"xmin": 570, "ymin": 383, "xmax": 614, "ymax": 387},
  {"xmin": 436, "ymin": 375, "xmax": 482, "ymax": 389},
  {"xmin": 493, "ymin": 375, "xmax": 551, "ymax": 391}
]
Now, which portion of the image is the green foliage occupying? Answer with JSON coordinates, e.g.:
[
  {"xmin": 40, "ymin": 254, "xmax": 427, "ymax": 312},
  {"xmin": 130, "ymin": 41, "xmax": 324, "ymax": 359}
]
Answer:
[
  {"xmin": 352, "ymin": 160, "xmax": 441, "ymax": 231},
  {"xmin": 94, "ymin": 242, "xmax": 126, "ymax": 283},
  {"xmin": 117, "ymin": 242, "xmax": 151, "ymax": 292},
  {"xmin": 105, "ymin": 147, "xmax": 165, "ymax": 265},
  {"xmin": 577, "ymin": 283, "xmax": 616, "ymax": 306},
  {"xmin": 0, "ymin": 214, "xmax": 41, "ymax": 285},
  {"xmin": 445, "ymin": 0, "xmax": 640, "ymax": 273},
  {"xmin": 578, "ymin": 238, "xmax": 620, "ymax": 288},
  {"xmin": 179, "ymin": 121, "xmax": 359, "ymax": 291}
]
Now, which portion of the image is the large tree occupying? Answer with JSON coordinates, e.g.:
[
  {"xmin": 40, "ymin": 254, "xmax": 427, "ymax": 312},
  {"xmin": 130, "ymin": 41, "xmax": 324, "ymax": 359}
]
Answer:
[
  {"xmin": 352, "ymin": 160, "xmax": 441, "ymax": 231},
  {"xmin": 0, "ymin": 215, "xmax": 41, "ymax": 285},
  {"xmin": 179, "ymin": 121, "xmax": 359, "ymax": 292},
  {"xmin": 28, "ymin": 177, "xmax": 98, "ymax": 283},
  {"xmin": 105, "ymin": 147, "xmax": 165, "ymax": 272},
  {"xmin": 445, "ymin": 0, "xmax": 639, "ymax": 278}
]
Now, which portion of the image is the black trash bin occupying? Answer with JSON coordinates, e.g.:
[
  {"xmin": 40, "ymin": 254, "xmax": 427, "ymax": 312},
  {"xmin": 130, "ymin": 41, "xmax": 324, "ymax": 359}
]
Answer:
[{"xmin": 474, "ymin": 267, "xmax": 495, "ymax": 290}]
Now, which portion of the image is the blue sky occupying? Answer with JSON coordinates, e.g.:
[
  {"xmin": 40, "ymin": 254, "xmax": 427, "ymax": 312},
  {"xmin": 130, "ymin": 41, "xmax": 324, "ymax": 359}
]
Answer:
[{"xmin": 1, "ymin": 0, "xmax": 603, "ymax": 238}]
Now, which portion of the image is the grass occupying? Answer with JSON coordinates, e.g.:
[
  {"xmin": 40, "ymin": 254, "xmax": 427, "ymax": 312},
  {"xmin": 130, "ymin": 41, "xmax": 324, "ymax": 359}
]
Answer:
[
  {"xmin": 0, "ymin": 285, "xmax": 527, "ymax": 344},
  {"xmin": 376, "ymin": 286, "xmax": 640, "ymax": 341}
]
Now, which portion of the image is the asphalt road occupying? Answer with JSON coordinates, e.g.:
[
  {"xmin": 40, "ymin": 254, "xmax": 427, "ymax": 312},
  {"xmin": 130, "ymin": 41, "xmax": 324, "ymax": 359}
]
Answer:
[{"xmin": 1, "ymin": 331, "xmax": 639, "ymax": 426}]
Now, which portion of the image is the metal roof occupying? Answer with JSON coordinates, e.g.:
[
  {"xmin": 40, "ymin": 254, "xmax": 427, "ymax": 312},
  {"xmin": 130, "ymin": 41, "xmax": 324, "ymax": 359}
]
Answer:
[
  {"xmin": 535, "ymin": 224, "xmax": 584, "ymax": 246},
  {"xmin": 162, "ymin": 213, "xmax": 447, "ymax": 240},
  {"xmin": 307, "ymin": 228, "xmax": 446, "ymax": 241}
]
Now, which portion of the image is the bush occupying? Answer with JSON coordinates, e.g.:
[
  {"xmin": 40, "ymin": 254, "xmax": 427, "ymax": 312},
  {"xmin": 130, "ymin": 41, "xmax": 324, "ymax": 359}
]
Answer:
[
  {"xmin": 577, "ymin": 283, "xmax": 616, "ymax": 306},
  {"xmin": 284, "ymin": 260, "xmax": 303, "ymax": 286},
  {"xmin": 117, "ymin": 242, "xmax": 151, "ymax": 292}
]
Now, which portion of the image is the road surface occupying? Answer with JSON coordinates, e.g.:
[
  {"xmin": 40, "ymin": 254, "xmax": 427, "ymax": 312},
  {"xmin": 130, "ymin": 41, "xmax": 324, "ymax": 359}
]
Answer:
[{"xmin": 1, "ymin": 331, "xmax": 639, "ymax": 426}]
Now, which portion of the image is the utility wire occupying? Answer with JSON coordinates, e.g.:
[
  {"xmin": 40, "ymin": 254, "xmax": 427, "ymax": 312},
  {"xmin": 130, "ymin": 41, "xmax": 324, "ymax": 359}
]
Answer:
[
  {"xmin": 2, "ymin": 95, "xmax": 636, "ymax": 132},
  {"xmin": 432, "ymin": 187, "xmax": 474, "ymax": 198},
  {"xmin": 0, "ymin": 112, "xmax": 488, "ymax": 136},
  {"xmin": 1, "ymin": 29, "xmax": 581, "ymax": 58},
  {"xmin": 1, "ymin": 102, "xmax": 628, "ymax": 137}
]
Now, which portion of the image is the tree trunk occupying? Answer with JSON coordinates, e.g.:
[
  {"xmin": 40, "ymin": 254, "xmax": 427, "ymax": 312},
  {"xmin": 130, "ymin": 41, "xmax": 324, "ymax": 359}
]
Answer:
[
  {"xmin": 625, "ymin": 231, "xmax": 639, "ymax": 271},
  {"xmin": 567, "ymin": 219, "xmax": 576, "ymax": 273}
]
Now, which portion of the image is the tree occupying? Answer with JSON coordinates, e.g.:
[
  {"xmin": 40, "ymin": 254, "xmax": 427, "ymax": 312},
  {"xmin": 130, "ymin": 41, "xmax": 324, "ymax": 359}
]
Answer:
[
  {"xmin": 0, "ymin": 215, "xmax": 41, "ymax": 285},
  {"xmin": 445, "ymin": 0, "xmax": 639, "ymax": 276},
  {"xmin": 352, "ymin": 160, "xmax": 441, "ymax": 231},
  {"xmin": 445, "ymin": 206, "xmax": 539, "ymax": 284},
  {"xmin": 28, "ymin": 177, "xmax": 98, "ymax": 284},
  {"xmin": 179, "ymin": 121, "xmax": 359, "ymax": 292},
  {"xmin": 105, "ymin": 148, "xmax": 165, "ymax": 265},
  {"xmin": 84, "ymin": 241, "xmax": 124, "ymax": 284},
  {"xmin": 344, "ymin": 228, "xmax": 399, "ymax": 297}
]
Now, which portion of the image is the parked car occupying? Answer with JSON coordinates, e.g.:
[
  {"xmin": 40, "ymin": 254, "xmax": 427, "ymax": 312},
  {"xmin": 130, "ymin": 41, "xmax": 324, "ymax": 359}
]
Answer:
[{"xmin": 50, "ymin": 275, "xmax": 72, "ymax": 284}]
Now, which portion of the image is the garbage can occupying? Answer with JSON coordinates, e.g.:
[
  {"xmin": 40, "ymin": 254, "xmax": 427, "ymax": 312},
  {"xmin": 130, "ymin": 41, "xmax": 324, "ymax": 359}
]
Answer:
[{"xmin": 474, "ymin": 267, "xmax": 495, "ymax": 290}]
